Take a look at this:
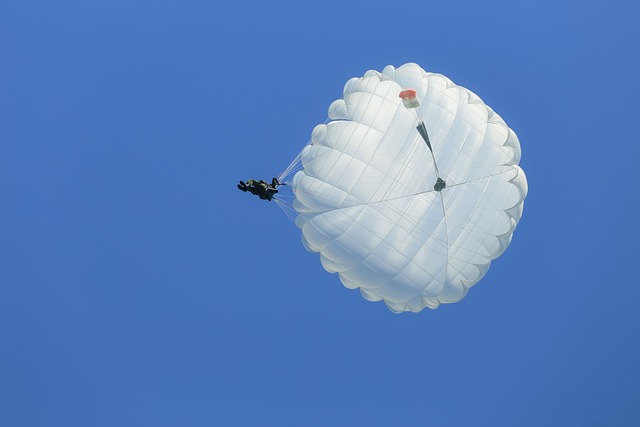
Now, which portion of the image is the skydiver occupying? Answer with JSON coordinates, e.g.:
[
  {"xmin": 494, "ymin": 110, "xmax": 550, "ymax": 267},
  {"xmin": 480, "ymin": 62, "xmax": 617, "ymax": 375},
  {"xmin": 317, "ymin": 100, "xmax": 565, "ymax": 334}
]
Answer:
[{"xmin": 237, "ymin": 177, "xmax": 281, "ymax": 201}]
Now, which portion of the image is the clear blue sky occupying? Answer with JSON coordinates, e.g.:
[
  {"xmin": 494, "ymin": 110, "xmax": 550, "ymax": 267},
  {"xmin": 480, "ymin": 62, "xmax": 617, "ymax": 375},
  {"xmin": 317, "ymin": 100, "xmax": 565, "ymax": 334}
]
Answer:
[{"xmin": 1, "ymin": 1, "xmax": 639, "ymax": 426}]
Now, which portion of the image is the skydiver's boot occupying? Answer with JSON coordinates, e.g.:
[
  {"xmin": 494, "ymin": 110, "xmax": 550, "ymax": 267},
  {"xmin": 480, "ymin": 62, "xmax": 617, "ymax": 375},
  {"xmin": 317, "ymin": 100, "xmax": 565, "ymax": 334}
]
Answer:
[
  {"xmin": 272, "ymin": 177, "xmax": 280, "ymax": 187},
  {"xmin": 237, "ymin": 181, "xmax": 248, "ymax": 192}
]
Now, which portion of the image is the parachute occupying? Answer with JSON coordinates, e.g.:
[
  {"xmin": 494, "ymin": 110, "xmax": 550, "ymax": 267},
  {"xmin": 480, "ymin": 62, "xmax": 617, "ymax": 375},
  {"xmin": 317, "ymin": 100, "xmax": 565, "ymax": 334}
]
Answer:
[{"xmin": 274, "ymin": 63, "xmax": 528, "ymax": 313}]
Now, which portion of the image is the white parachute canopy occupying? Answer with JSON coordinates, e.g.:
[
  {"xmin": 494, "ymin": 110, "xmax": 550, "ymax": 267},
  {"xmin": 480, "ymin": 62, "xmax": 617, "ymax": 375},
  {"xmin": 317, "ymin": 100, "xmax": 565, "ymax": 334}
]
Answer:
[{"xmin": 277, "ymin": 63, "xmax": 527, "ymax": 313}]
